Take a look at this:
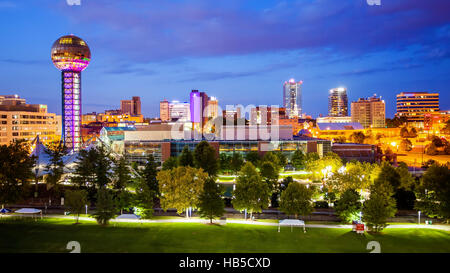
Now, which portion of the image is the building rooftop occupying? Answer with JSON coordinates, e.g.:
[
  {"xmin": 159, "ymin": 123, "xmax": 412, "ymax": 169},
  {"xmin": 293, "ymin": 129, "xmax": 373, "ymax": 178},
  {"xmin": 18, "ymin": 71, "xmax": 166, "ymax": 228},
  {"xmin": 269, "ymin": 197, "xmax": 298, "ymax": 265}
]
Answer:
[{"xmin": 317, "ymin": 122, "xmax": 364, "ymax": 130}]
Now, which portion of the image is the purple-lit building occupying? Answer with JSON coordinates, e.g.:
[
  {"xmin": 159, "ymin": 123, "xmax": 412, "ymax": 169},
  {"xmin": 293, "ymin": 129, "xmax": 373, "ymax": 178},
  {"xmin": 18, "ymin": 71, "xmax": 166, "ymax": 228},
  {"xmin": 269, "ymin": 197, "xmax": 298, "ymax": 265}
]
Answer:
[
  {"xmin": 51, "ymin": 35, "xmax": 91, "ymax": 151},
  {"xmin": 190, "ymin": 90, "xmax": 202, "ymax": 123}
]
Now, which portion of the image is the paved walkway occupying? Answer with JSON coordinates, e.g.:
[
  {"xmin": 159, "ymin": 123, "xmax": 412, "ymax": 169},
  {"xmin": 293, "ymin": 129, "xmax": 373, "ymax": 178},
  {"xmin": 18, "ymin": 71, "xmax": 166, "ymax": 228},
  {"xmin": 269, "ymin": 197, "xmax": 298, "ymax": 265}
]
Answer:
[{"xmin": 3, "ymin": 214, "xmax": 450, "ymax": 231}]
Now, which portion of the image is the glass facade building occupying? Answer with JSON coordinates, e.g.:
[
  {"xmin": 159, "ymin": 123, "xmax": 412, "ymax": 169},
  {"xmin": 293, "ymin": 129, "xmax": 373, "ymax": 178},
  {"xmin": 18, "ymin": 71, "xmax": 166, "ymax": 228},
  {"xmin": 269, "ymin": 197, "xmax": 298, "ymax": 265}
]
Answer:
[
  {"xmin": 283, "ymin": 79, "xmax": 302, "ymax": 118},
  {"xmin": 328, "ymin": 87, "xmax": 348, "ymax": 117}
]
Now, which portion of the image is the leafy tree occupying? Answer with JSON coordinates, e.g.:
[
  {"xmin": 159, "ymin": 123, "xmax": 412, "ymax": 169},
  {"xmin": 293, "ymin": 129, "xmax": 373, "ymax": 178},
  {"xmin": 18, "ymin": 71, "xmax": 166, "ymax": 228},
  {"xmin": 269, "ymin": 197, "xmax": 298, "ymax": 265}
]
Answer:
[
  {"xmin": 0, "ymin": 140, "xmax": 35, "ymax": 207},
  {"xmin": 113, "ymin": 157, "xmax": 131, "ymax": 191},
  {"xmin": 306, "ymin": 152, "xmax": 343, "ymax": 182},
  {"xmin": 274, "ymin": 151, "xmax": 287, "ymax": 169},
  {"xmin": 399, "ymin": 139, "xmax": 412, "ymax": 151},
  {"xmin": 157, "ymin": 166, "xmax": 207, "ymax": 214},
  {"xmin": 230, "ymin": 152, "xmax": 244, "ymax": 175},
  {"xmin": 409, "ymin": 127, "xmax": 418, "ymax": 138},
  {"xmin": 244, "ymin": 151, "xmax": 260, "ymax": 166},
  {"xmin": 291, "ymin": 149, "xmax": 306, "ymax": 170},
  {"xmin": 415, "ymin": 163, "xmax": 450, "ymax": 222},
  {"xmin": 350, "ymin": 131, "xmax": 366, "ymax": 144},
  {"xmin": 260, "ymin": 161, "xmax": 280, "ymax": 207},
  {"xmin": 197, "ymin": 178, "xmax": 225, "ymax": 224},
  {"xmin": 142, "ymin": 154, "xmax": 159, "ymax": 196},
  {"xmin": 92, "ymin": 188, "xmax": 116, "ymax": 225},
  {"xmin": 400, "ymin": 127, "xmax": 410, "ymax": 138},
  {"xmin": 114, "ymin": 190, "xmax": 133, "ymax": 215},
  {"xmin": 386, "ymin": 116, "xmax": 407, "ymax": 128},
  {"xmin": 219, "ymin": 153, "xmax": 231, "ymax": 174},
  {"xmin": 261, "ymin": 152, "xmax": 281, "ymax": 170},
  {"xmin": 396, "ymin": 162, "xmax": 415, "ymax": 191},
  {"xmin": 133, "ymin": 178, "xmax": 155, "ymax": 219},
  {"xmin": 179, "ymin": 145, "xmax": 194, "ymax": 167},
  {"xmin": 232, "ymin": 162, "xmax": 271, "ymax": 219},
  {"xmin": 194, "ymin": 141, "xmax": 219, "ymax": 177},
  {"xmin": 162, "ymin": 156, "xmax": 178, "ymax": 170},
  {"xmin": 376, "ymin": 163, "xmax": 401, "ymax": 191},
  {"xmin": 335, "ymin": 189, "xmax": 361, "ymax": 223},
  {"xmin": 93, "ymin": 145, "xmax": 113, "ymax": 188},
  {"xmin": 328, "ymin": 161, "xmax": 380, "ymax": 194},
  {"xmin": 362, "ymin": 179, "xmax": 397, "ymax": 232},
  {"xmin": 426, "ymin": 143, "xmax": 438, "ymax": 156},
  {"xmin": 65, "ymin": 189, "xmax": 88, "ymax": 224},
  {"xmin": 279, "ymin": 183, "xmax": 314, "ymax": 219},
  {"xmin": 280, "ymin": 176, "xmax": 294, "ymax": 192}
]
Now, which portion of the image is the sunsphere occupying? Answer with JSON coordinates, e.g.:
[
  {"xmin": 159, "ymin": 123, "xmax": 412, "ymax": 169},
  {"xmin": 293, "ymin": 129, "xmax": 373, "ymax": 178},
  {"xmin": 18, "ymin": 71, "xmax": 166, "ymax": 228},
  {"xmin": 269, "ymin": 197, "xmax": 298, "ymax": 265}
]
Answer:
[{"xmin": 51, "ymin": 34, "xmax": 91, "ymax": 151}]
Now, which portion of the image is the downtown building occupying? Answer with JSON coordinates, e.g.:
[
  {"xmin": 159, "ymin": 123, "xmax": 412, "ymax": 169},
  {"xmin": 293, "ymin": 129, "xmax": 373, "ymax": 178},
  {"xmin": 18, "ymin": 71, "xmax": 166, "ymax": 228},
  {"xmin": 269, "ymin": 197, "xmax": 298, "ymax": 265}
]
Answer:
[
  {"xmin": 0, "ymin": 95, "xmax": 61, "ymax": 145},
  {"xmin": 160, "ymin": 100, "xmax": 191, "ymax": 122},
  {"xmin": 328, "ymin": 87, "xmax": 349, "ymax": 117},
  {"xmin": 351, "ymin": 95, "xmax": 386, "ymax": 128},
  {"xmin": 121, "ymin": 96, "xmax": 141, "ymax": 116},
  {"xmin": 396, "ymin": 92, "xmax": 440, "ymax": 127},
  {"xmin": 283, "ymin": 79, "xmax": 302, "ymax": 118}
]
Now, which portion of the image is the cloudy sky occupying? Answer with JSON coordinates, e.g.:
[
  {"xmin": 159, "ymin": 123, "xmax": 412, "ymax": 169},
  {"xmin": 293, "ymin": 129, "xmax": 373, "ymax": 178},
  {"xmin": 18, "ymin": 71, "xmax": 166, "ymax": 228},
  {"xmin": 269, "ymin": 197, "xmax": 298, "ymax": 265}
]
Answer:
[{"xmin": 0, "ymin": 0, "xmax": 449, "ymax": 118}]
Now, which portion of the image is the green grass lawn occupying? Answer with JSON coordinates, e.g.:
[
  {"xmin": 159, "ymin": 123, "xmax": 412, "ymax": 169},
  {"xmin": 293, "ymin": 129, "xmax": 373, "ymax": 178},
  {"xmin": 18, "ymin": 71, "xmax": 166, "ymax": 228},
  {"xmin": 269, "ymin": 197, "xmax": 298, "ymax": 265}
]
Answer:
[{"xmin": 0, "ymin": 218, "xmax": 449, "ymax": 253}]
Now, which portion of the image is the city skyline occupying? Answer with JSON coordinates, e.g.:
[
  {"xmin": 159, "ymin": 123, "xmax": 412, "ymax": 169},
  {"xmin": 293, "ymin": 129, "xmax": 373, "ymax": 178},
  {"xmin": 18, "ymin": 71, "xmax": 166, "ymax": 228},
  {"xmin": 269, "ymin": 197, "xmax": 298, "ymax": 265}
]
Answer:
[{"xmin": 0, "ymin": 0, "xmax": 449, "ymax": 118}]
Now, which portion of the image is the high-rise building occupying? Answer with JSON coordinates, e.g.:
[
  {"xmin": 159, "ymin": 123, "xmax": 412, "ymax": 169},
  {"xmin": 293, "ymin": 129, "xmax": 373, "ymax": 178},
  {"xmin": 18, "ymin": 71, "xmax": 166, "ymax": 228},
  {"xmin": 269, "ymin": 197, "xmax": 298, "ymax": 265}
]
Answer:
[
  {"xmin": 250, "ymin": 106, "xmax": 285, "ymax": 125},
  {"xmin": 396, "ymin": 92, "xmax": 439, "ymax": 126},
  {"xmin": 206, "ymin": 97, "xmax": 219, "ymax": 120},
  {"xmin": 283, "ymin": 79, "xmax": 302, "ymax": 118},
  {"xmin": 351, "ymin": 95, "xmax": 386, "ymax": 128},
  {"xmin": 0, "ymin": 95, "xmax": 61, "ymax": 145},
  {"xmin": 121, "ymin": 96, "xmax": 141, "ymax": 116},
  {"xmin": 169, "ymin": 101, "xmax": 190, "ymax": 122},
  {"xmin": 51, "ymin": 34, "xmax": 91, "ymax": 151},
  {"xmin": 328, "ymin": 87, "xmax": 348, "ymax": 117},
  {"xmin": 160, "ymin": 99, "xmax": 170, "ymax": 122}
]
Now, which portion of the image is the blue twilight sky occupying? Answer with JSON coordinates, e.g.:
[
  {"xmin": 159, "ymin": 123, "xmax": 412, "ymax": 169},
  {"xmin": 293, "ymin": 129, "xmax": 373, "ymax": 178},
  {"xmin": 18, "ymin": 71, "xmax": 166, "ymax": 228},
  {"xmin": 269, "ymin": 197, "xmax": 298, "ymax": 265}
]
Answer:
[{"xmin": 0, "ymin": 0, "xmax": 449, "ymax": 118}]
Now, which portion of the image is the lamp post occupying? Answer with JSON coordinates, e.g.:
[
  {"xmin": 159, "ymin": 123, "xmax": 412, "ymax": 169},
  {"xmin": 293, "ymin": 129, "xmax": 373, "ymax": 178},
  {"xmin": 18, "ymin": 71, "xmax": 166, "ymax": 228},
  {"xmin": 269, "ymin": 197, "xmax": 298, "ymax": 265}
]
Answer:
[
  {"xmin": 418, "ymin": 211, "xmax": 421, "ymax": 225},
  {"xmin": 34, "ymin": 167, "xmax": 39, "ymax": 199}
]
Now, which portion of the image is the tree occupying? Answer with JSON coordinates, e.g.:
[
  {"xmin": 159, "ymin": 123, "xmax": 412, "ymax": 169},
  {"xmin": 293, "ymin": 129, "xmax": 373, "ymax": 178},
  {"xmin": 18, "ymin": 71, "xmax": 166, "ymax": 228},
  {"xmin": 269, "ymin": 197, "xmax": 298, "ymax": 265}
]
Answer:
[
  {"xmin": 362, "ymin": 179, "xmax": 397, "ymax": 232},
  {"xmin": 274, "ymin": 151, "xmax": 287, "ymax": 169},
  {"xmin": 65, "ymin": 189, "xmax": 88, "ymax": 224},
  {"xmin": 399, "ymin": 139, "xmax": 412, "ymax": 152},
  {"xmin": 280, "ymin": 176, "xmax": 294, "ymax": 192},
  {"xmin": 244, "ymin": 151, "xmax": 260, "ymax": 166},
  {"xmin": 291, "ymin": 149, "xmax": 306, "ymax": 170},
  {"xmin": 426, "ymin": 143, "xmax": 438, "ymax": 156},
  {"xmin": 162, "ymin": 156, "xmax": 178, "ymax": 170},
  {"xmin": 157, "ymin": 166, "xmax": 207, "ymax": 214},
  {"xmin": 114, "ymin": 190, "xmax": 133, "ymax": 215},
  {"xmin": 350, "ymin": 132, "xmax": 366, "ymax": 144},
  {"xmin": 415, "ymin": 163, "xmax": 450, "ymax": 222},
  {"xmin": 230, "ymin": 152, "xmax": 244, "ymax": 175},
  {"xmin": 279, "ymin": 183, "xmax": 314, "ymax": 219},
  {"xmin": 0, "ymin": 140, "xmax": 35, "ymax": 207},
  {"xmin": 197, "ymin": 178, "xmax": 225, "ymax": 224},
  {"xmin": 260, "ymin": 161, "xmax": 280, "ymax": 207},
  {"xmin": 400, "ymin": 127, "xmax": 410, "ymax": 138},
  {"xmin": 328, "ymin": 161, "xmax": 380, "ymax": 194},
  {"xmin": 71, "ymin": 146, "xmax": 113, "ymax": 189},
  {"xmin": 194, "ymin": 141, "xmax": 219, "ymax": 177},
  {"xmin": 142, "ymin": 154, "xmax": 159, "ymax": 196},
  {"xmin": 232, "ymin": 162, "xmax": 270, "ymax": 219},
  {"xmin": 133, "ymin": 178, "xmax": 155, "ymax": 219},
  {"xmin": 376, "ymin": 162, "xmax": 401, "ymax": 191},
  {"xmin": 179, "ymin": 145, "xmax": 194, "ymax": 167},
  {"xmin": 92, "ymin": 188, "xmax": 116, "ymax": 226},
  {"xmin": 113, "ymin": 157, "xmax": 131, "ymax": 191},
  {"xmin": 335, "ymin": 189, "xmax": 361, "ymax": 223},
  {"xmin": 44, "ymin": 141, "xmax": 67, "ymax": 195},
  {"xmin": 261, "ymin": 152, "xmax": 280, "ymax": 170},
  {"xmin": 219, "ymin": 153, "xmax": 231, "ymax": 174}
]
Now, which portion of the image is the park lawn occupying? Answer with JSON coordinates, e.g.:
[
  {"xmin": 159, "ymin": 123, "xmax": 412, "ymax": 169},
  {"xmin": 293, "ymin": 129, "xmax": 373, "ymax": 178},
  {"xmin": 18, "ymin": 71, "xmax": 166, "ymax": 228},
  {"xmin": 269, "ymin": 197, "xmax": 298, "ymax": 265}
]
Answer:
[{"xmin": 0, "ymin": 218, "xmax": 449, "ymax": 253}]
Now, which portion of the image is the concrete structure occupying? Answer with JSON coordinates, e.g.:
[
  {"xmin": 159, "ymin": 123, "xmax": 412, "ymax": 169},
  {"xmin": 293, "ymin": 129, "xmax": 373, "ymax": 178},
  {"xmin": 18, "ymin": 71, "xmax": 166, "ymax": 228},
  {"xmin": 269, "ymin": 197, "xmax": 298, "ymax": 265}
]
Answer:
[
  {"xmin": 313, "ymin": 122, "xmax": 364, "ymax": 142},
  {"xmin": 283, "ymin": 79, "xmax": 302, "ymax": 118},
  {"xmin": 351, "ymin": 95, "xmax": 386, "ymax": 128},
  {"xmin": 121, "ymin": 96, "xmax": 141, "ymax": 116},
  {"xmin": 316, "ymin": 116, "xmax": 352, "ymax": 123},
  {"xmin": 0, "ymin": 97, "xmax": 61, "ymax": 145},
  {"xmin": 51, "ymin": 34, "xmax": 91, "ymax": 151},
  {"xmin": 396, "ymin": 92, "xmax": 439, "ymax": 127},
  {"xmin": 159, "ymin": 100, "xmax": 170, "ymax": 122},
  {"xmin": 250, "ymin": 106, "xmax": 285, "ymax": 126},
  {"xmin": 332, "ymin": 143, "xmax": 378, "ymax": 163},
  {"xmin": 328, "ymin": 87, "xmax": 348, "ymax": 117}
]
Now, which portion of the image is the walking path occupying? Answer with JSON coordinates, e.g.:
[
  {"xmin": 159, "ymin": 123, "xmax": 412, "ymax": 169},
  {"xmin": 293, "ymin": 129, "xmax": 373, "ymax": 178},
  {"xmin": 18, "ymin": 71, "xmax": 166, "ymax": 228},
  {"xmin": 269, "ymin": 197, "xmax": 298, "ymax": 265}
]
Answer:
[{"xmin": 3, "ymin": 214, "xmax": 450, "ymax": 231}]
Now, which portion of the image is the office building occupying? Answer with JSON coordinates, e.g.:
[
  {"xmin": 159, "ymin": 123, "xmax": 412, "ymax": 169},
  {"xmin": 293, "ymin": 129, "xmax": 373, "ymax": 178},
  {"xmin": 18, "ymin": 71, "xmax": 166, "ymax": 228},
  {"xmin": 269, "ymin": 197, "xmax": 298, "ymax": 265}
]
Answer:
[
  {"xmin": 121, "ymin": 96, "xmax": 141, "ymax": 116},
  {"xmin": 396, "ymin": 92, "xmax": 439, "ymax": 126},
  {"xmin": 0, "ymin": 96, "xmax": 61, "ymax": 145},
  {"xmin": 328, "ymin": 87, "xmax": 348, "ymax": 117},
  {"xmin": 283, "ymin": 79, "xmax": 302, "ymax": 118},
  {"xmin": 160, "ymin": 100, "xmax": 170, "ymax": 122},
  {"xmin": 351, "ymin": 95, "xmax": 386, "ymax": 128}
]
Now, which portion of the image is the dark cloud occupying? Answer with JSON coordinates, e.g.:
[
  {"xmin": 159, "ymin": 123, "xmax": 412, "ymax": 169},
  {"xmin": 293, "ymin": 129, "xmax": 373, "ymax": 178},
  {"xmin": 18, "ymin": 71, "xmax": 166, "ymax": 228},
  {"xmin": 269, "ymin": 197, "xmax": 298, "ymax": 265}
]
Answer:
[{"xmin": 49, "ymin": 0, "xmax": 450, "ymax": 63}]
